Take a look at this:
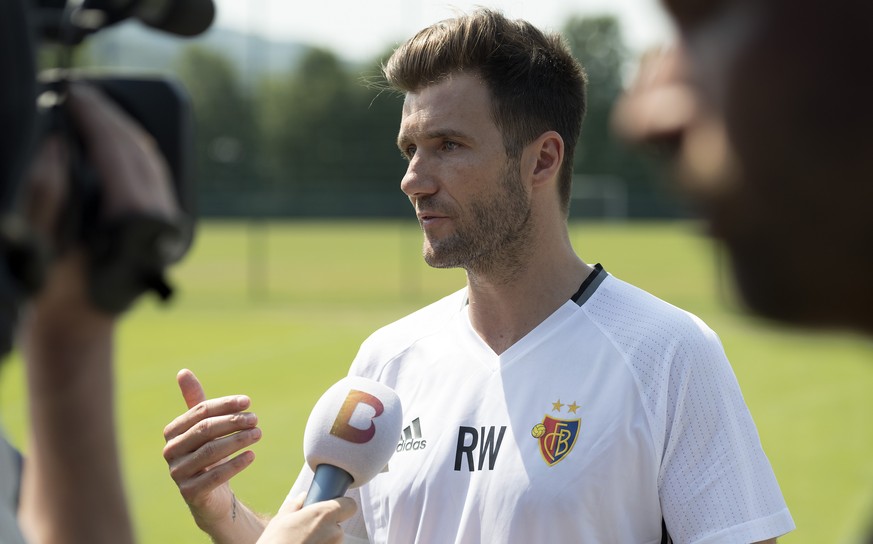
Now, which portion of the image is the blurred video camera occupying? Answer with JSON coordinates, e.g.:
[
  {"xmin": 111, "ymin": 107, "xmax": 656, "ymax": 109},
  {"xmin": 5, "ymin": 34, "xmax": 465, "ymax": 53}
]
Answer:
[{"xmin": 0, "ymin": 0, "xmax": 214, "ymax": 353}]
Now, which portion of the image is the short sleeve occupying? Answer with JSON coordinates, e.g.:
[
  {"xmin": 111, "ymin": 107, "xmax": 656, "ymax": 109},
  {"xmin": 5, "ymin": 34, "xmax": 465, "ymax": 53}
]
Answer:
[{"xmin": 658, "ymin": 325, "xmax": 794, "ymax": 543}]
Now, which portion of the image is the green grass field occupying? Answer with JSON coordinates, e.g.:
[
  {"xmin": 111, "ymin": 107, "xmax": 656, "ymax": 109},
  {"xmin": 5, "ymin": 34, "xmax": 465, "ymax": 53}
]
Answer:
[{"xmin": 1, "ymin": 219, "xmax": 872, "ymax": 543}]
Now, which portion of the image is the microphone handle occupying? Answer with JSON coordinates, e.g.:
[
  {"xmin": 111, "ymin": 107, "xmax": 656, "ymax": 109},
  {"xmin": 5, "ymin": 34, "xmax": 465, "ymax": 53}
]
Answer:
[{"xmin": 303, "ymin": 464, "xmax": 354, "ymax": 507}]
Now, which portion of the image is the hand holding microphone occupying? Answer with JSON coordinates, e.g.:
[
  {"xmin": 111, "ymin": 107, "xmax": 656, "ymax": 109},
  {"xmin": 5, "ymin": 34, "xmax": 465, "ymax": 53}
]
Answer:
[
  {"xmin": 162, "ymin": 371, "xmax": 401, "ymax": 543},
  {"xmin": 256, "ymin": 493, "xmax": 356, "ymax": 544},
  {"xmin": 256, "ymin": 376, "xmax": 402, "ymax": 543},
  {"xmin": 302, "ymin": 376, "xmax": 403, "ymax": 505}
]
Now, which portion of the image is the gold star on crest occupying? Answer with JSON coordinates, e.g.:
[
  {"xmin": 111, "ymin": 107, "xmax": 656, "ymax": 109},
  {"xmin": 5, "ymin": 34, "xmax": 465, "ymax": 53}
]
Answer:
[
  {"xmin": 552, "ymin": 399, "xmax": 564, "ymax": 412},
  {"xmin": 567, "ymin": 401, "xmax": 580, "ymax": 414}
]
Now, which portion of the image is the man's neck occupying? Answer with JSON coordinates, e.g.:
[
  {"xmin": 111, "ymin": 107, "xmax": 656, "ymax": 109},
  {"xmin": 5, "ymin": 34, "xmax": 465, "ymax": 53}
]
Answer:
[{"xmin": 465, "ymin": 250, "xmax": 593, "ymax": 356}]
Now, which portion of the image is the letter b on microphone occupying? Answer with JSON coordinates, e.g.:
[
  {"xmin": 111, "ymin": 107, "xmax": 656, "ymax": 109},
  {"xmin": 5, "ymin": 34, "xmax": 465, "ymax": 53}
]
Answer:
[{"xmin": 330, "ymin": 390, "xmax": 384, "ymax": 444}]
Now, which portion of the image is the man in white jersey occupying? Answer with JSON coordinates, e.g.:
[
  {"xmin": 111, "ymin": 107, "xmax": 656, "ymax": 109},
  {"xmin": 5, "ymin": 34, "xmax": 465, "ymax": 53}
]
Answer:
[{"xmin": 162, "ymin": 9, "xmax": 794, "ymax": 543}]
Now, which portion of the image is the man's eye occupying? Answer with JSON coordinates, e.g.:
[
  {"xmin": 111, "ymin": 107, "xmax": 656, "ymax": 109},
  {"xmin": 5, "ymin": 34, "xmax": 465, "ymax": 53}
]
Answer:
[
  {"xmin": 402, "ymin": 145, "xmax": 417, "ymax": 159},
  {"xmin": 442, "ymin": 141, "xmax": 459, "ymax": 151}
]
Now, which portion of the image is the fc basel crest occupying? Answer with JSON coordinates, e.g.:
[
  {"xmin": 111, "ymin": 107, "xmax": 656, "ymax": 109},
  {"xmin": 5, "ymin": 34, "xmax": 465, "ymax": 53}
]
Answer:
[{"xmin": 531, "ymin": 415, "xmax": 581, "ymax": 466}]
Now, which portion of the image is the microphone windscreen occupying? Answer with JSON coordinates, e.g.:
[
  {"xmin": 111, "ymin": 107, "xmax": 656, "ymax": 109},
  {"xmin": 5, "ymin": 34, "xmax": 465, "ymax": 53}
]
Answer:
[{"xmin": 303, "ymin": 376, "xmax": 402, "ymax": 488}]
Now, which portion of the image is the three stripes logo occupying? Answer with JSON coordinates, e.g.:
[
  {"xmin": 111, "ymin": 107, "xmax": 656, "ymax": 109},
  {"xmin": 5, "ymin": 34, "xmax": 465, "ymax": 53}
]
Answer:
[{"xmin": 396, "ymin": 417, "xmax": 427, "ymax": 453}]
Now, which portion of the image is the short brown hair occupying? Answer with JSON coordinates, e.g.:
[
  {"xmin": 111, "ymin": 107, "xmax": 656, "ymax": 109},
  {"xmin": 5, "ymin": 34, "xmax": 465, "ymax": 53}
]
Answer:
[{"xmin": 383, "ymin": 9, "xmax": 588, "ymax": 213}]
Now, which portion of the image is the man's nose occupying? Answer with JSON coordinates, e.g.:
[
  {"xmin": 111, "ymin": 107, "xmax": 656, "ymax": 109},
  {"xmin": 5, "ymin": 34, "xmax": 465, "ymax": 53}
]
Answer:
[{"xmin": 400, "ymin": 154, "xmax": 437, "ymax": 198}]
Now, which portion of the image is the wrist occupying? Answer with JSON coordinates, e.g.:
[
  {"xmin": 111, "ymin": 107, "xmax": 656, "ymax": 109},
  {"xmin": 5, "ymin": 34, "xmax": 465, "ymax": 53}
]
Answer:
[
  {"xmin": 20, "ymin": 253, "xmax": 115, "ymax": 391},
  {"xmin": 193, "ymin": 494, "xmax": 269, "ymax": 544},
  {"xmin": 25, "ymin": 251, "xmax": 114, "ymax": 333}
]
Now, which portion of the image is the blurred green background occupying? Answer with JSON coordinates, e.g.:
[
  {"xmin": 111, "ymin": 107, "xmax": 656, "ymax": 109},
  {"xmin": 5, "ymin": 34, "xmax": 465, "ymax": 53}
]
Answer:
[
  {"xmin": 19, "ymin": 0, "xmax": 873, "ymax": 541},
  {"xmin": 2, "ymin": 220, "xmax": 871, "ymax": 543},
  {"xmin": 65, "ymin": 12, "xmax": 680, "ymax": 221}
]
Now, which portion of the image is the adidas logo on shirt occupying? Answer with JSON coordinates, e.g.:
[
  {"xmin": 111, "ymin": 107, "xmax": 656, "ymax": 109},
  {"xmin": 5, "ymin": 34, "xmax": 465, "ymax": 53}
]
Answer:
[{"xmin": 396, "ymin": 417, "xmax": 427, "ymax": 453}]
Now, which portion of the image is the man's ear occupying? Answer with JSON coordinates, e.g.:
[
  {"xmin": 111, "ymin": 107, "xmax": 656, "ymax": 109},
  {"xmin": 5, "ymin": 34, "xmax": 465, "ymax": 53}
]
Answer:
[{"xmin": 527, "ymin": 131, "xmax": 564, "ymax": 187}]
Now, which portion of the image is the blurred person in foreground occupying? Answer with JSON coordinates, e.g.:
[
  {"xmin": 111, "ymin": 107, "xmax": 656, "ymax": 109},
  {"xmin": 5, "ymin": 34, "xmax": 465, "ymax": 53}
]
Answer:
[
  {"xmin": 163, "ymin": 9, "xmax": 793, "ymax": 543},
  {"xmin": 1, "ymin": 2, "xmax": 175, "ymax": 540},
  {"xmin": 612, "ymin": 1, "xmax": 873, "ymax": 540},
  {"xmin": 0, "ymin": 0, "xmax": 353, "ymax": 542},
  {"xmin": 612, "ymin": 0, "xmax": 873, "ymax": 335}
]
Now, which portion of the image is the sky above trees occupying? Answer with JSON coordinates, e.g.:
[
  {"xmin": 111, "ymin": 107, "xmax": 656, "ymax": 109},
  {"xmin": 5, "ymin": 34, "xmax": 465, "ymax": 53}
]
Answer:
[{"xmin": 212, "ymin": 0, "xmax": 675, "ymax": 63}]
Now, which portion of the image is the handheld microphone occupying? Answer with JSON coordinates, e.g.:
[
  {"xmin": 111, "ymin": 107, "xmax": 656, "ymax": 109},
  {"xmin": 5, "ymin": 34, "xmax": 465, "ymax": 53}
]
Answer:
[{"xmin": 302, "ymin": 376, "xmax": 402, "ymax": 506}]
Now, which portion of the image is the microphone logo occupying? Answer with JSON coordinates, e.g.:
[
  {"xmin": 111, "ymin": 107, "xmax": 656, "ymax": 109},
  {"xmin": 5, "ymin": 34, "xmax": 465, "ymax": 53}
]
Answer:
[{"xmin": 330, "ymin": 389, "xmax": 385, "ymax": 444}]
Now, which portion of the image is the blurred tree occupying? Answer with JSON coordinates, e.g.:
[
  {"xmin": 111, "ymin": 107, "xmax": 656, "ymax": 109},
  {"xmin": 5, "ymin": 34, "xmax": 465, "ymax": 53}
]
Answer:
[
  {"xmin": 351, "ymin": 50, "xmax": 408, "ymax": 209},
  {"xmin": 562, "ymin": 15, "xmax": 629, "ymax": 175},
  {"xmin": 562, "ymin": 15, "xmax": 674, "ymax": 217},
  {"xmin": 174, "ymin": 45, "xmax": 258, "ymax": 194},
  {"xmin": 258, "ymin": 48, "xmax": 353, "ymax": 190},
  {"xmin": 155, "ymin": 16, "xmax": 678, "ymax": 217},
  {"xmin": 256, "ymin": 47, "xmax": 406, "ymax": 215}
]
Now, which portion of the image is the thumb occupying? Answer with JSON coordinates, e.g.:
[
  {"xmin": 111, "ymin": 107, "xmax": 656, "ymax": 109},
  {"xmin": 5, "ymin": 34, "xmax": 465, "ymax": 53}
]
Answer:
[
  {"xmin": 332, "ymin": 496, "xmax": 358, "ymax": 523},
  {"xmin": 276, "ymin": 492, "xmax": 306, "ymax": 515},
  {"xmin": 176, "ymin": 368, "xmax": 206, "ymax": 409}
]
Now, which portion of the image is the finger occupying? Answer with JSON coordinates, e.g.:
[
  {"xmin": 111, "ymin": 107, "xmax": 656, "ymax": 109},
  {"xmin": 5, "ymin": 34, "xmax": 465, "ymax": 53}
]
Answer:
[
  {"xmin": 299, "ymin": 496, "xmax": 358, "ymax": 523},
  {"xmin": 276, "ymin": 492, "xmax": 306, "ymax": 515},
  {"xmin": 164, "ymin": 410, "xmax": 258, "ymax": 459},
  {"xmin": 65, "ymin": 83, "xmax": 142, "ymax": 142},
  {"xmin": 291, "ymin": 492, "xmax": 306, "ymax": 510},
  {"xmin": 163, "ymin": 394, "xmax": 252, "ymax": 442},
  {"xmin": 331, "ymin": 496, "xmax": 358, "ymax": 523},
  {"xmin": 165, "ymin": 425, "xmax": 261, "ymax": 482},
  {"xmin": 65, "ymin": 83, "xmax": 177, "ymax": 219},
  {"xmin": 67, "ymin": 83, "xmax": 148, "ymax": 145},
  {"xmin": 177, "ymin": 368, "xmax": 206, "ymax": 409},
  {"xmin": 176, "ymin": 450, "xmax": 255, "ymax": 506}
]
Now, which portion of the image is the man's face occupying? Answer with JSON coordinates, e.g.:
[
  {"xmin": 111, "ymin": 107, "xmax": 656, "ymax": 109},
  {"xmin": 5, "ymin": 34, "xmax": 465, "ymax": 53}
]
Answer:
[
  {"xmin": 616, "ymin": 0, "xmax": 873, "ymax": 331},
  {"xmin": 397, "ymin": 73, "xmax": 532, "ymax": 276}
]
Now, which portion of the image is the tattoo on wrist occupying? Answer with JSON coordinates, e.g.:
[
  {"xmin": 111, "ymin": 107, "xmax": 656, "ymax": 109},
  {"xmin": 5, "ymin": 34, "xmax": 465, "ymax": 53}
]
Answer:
[{"xmin": 231, "ymin": 492, "xmax": 238, "ymax": 522}]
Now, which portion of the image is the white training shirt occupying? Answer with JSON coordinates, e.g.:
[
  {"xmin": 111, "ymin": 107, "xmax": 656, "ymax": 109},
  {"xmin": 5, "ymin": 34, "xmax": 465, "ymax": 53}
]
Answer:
[{"xmin": 288, "ymin": 267, "xmax": 794, "ymax": 543}]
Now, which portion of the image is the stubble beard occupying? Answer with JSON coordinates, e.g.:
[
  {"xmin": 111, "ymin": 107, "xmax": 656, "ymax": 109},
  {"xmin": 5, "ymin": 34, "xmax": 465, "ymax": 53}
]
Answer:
[{"xmin": 420, "ymin": 161, "xmax": 533, "ymax": 283}]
